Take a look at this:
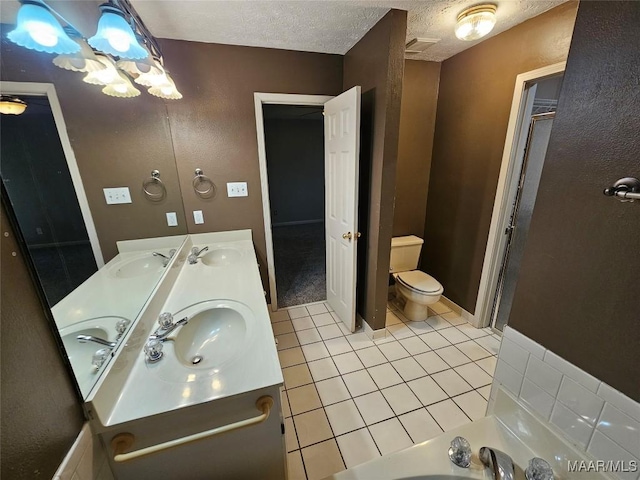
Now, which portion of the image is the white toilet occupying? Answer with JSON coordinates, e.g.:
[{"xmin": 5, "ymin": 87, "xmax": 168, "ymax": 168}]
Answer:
[{"xmin": 390, "ymin": 236, "xmax": 444, "ymax": 321}]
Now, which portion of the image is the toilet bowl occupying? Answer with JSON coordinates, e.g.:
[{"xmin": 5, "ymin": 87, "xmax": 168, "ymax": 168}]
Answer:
[{"xmin": 393, "ymin": 270, "xmax": 443, "ymax": 321}]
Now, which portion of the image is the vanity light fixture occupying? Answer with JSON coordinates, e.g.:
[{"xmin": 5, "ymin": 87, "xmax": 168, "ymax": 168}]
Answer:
[
  {"xmin": 7, "ymin": 0, "xmax": 80, "ymax": 54},
  {"xmin": 455, "ymin": 4, "xmax": 497, "ymax": 41},
  {"xmin": 0, "ymin": 96, "xmax": 28, "ymax": 115},
  {"xmin": 88, "ymin": 2, "xmax": 147, "ymax": 60},
  {"xmin": 102, "ymin": 71, "xmax": 141, "ymax": 98},
  {"xmin": 82, "ymin": 54, "xmax": 121, "ymax": 85},
  {"xmin": 148, "ymin": 74, "xmax": 183, "ymax": 100},
  {"xmin": 53, "ymin": 36, "xmax": 108, "ymax": 73},
  {"xmin": 116, "ymin": 56, "xmax": 163, "ymax": 76}
]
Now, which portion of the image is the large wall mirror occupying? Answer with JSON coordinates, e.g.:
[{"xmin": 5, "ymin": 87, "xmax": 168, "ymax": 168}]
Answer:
[{"xmin": 0, "ymin": 78, "xmax": 188, "ymax": 398}]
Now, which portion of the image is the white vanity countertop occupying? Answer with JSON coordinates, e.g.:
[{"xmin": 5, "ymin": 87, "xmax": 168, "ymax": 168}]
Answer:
[{"xmin": 101, "ymin": 231, "xmax": 283, "ymax": 426}]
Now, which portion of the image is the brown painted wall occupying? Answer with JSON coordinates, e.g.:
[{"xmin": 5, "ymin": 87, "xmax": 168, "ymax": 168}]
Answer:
[
  {"xmin": 1, "ymin": 200, "xmax": 85, "ymax": 479},
  {"xmin": 509, "ymin": 1, "xmax": 640, "ymax": 401},
  {"xmin": 343, "ymin": 9, "xmax": 407, "ymax": 330},
  {"xmin": 158, "ymin": 40, "xmax": 343, "ymax": 293},
  {"xmin": 422, "ymin": 2, "xmax": 578, "ymax": 312},
  {"xmin": 393, "ymin": 60, "xmax": 441, "ymax": 238}
]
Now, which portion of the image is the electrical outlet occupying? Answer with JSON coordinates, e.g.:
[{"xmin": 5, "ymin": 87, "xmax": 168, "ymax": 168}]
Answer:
[
  {"xmin": 227, "ymin": 182, "xmax": 248, "ymax": 197},
  {"xmin": 193, "ymin": 210, "xmax": 204, "ymax": 225},
  {"xmin": 103, "ymin": 187, "xmax": 132, "ymax": 205},
  {"xmin": 166, "ymin": 212, "xmax": 178, "ymax": 227}
]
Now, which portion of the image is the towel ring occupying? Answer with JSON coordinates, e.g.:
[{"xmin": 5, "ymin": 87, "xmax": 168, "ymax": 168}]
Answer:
[
  {"xmin": 143, "ymin": 170, "xmax": 166, "ymax": 201},
  {"xmin": 193, "ymin": 168, "xmax": 215, "ymax": 198}
]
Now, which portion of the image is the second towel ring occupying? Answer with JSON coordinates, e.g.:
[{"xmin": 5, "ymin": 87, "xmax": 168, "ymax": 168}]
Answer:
[
  {"xmin": 143, "ymin": 170, "xmax": 166, "ymax": 201},
  {"xmin": 193, "ymin": 168, "xmax": 215, "ymax": 198}
]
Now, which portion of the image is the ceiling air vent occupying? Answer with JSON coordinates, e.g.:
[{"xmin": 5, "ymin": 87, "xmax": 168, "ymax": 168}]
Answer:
[{"xmin": 405, "ymin": 38, "xmax": 439, "ymax": 55}]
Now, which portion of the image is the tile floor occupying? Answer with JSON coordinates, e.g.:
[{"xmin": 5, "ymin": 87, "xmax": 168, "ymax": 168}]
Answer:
[{"xmin": 271, "ymin": 297, "xmax": 502, "ymax": 480}]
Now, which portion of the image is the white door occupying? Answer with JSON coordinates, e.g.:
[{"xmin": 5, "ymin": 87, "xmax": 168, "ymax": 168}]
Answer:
[{"xmin": 324, "ymin": 86, "xmax": 361, "ymax": 332}]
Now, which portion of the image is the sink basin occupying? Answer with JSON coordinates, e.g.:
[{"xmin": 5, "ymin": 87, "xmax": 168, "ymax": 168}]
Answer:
[
  {"xmin": 200, "ymin": 248, "xmax": 242, "ymax": 266},
  {"xmin": 111, "ymin": 254, "xmax": 165, "ymax": 278}
]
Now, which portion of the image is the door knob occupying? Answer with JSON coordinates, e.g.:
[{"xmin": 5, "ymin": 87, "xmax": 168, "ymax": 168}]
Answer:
[{"xmin": 342, "ymin": 232, "xmax": 352, "ymax": 240}]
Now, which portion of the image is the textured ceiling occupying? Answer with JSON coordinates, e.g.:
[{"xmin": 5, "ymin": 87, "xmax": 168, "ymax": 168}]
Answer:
[{"xmin": 0, "ymin": 1, "xmax": 570, "ymax": 62}]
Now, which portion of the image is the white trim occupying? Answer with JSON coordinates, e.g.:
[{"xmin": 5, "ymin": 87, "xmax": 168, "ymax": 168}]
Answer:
[
  {"xmin": 473, "ymin": 63, "xmax": 565, "ymax": 328},
  {"xmin": 361, "ymin": 313, "xmax": 387, "ymax": 340},
  {"xmin": 272, "ymin": 218, "xmax": 323, "ymax": 227},
  {"xmin": 0, "ymin": 81, "xmax": 105, "ymax": 268},
  {"xmin": 254, "ymin": 92, "xmax": 333, "ymax": 312}
]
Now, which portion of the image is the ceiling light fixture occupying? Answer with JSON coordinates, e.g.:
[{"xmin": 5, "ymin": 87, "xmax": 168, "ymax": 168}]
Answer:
[
  {"xmin": 0, "ymin": 96, "xmax": 28, "ymax": 115},
  {"xmin": 83, "ymin": 54, "xmax": 121, "ymax": 85},
  {"xmin": 102, "ymin": 72, "xmax": 140, "ymax": 98},
  {"xmin": 53, "ymin": 36, "xmax": 108, "ymax": 73},
  {"xmin": 148, "ymin": 74, "xmax": 183, "ymax": 100},
  {"xmin": 88, "ymin": 3, "xmax": 147, "ymax": 59},
  {"xmin": 455, "ymin": 4, "xmax": 497, "ymax": 41}
]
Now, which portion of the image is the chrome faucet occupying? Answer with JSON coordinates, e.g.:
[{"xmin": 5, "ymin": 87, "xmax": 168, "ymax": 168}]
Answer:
[
  {"xmin": 479, "ymin": 447, "xmax": 515, "ymax": 480},
  {"xmin": 77, "ymin": 334, "xmax": 117, "ymax": 348},
  {"xmin": 188, "ymin": 246, "xmax": 209, "ymax": 264},
  {"xmin": 149, "ymin": 313, "xmax": 189, "ymax": 341},
  {"xmin": 153, "ymin": 248, "xmax": 177, "ymax": 267}
]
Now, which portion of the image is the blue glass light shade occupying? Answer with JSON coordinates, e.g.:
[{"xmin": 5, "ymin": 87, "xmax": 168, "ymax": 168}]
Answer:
[
  {"xmin": 88, "ymin": 4, "xmax": 148, "ymax": 60},
  {"xmin": 7, "ymin": 2, "xmax": 81, "ymax": 54}
]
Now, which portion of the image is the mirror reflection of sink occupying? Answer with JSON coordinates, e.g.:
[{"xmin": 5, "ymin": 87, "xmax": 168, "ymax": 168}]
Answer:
[
  {"xmin": 200, "ymin": 248, "xmax": 242, "ymax": 266},
  {"xmin": 111, "ymin": 254, "xmax": 165, "ymax": 278}
]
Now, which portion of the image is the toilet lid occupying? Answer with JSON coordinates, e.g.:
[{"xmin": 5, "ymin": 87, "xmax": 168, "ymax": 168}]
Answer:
[{"xmin": 396, "ymin": 270, "xmax": 442, "ymax": 294}]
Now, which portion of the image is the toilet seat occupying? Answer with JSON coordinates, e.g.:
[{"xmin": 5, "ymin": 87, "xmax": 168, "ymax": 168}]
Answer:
[{"xmin": 395, "ymin": 270, "xmax": 443, "ymax": 295}]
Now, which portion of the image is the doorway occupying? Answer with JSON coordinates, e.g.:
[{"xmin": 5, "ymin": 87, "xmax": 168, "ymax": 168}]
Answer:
[
  {"xmin": 263, "ymin": 104, "xmax": 326, "ymax": 308},
  {"xmin": 474, "ymin": 63, "xmax": 565, "ymax": 330}
]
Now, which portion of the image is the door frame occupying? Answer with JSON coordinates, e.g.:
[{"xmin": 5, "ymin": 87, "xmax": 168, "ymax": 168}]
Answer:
[
  {"xmin": 254, "ymin": 93, "xmax": 333, "ymax": 311},
  {"xmin": 0, "ymin": 81, "xmax": 105, "ymax": 268},
  {"xmin": 473, "ymin": 62, "xmax": 565, "ymax": 328}
]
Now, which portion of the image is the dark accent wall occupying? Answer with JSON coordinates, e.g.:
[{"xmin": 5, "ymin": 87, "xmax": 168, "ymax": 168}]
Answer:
[
  {"xmin": 1, "ymin": 200, "xmax": 85, "ymax": 479},
  {"xmin": 343, "ymin": 9, "xmax": 407, "ymax": 330},
  {"xmin": 393, "ymin": 60, "xmax": 441, "ymax": 238},
  {"xmin": 509, "ymin": 1, "xmax": 640, "ymax": 401},
  {"xmin": 422, "ymin": 2, "xmax": 578, "ymax": 312}
]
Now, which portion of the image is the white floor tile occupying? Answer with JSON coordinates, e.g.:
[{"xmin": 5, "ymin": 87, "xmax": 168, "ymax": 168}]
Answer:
[
  {"xmin": 325, "ymin": 337, "xmax": 353, "ymax": 356},
  {"xmin": 307, "ymin": 358, "xmax": 340, "ymax": 382},
  {"xmin": 436, "ymin": 345, "xmax": 472, "ymax": 367},
  {"xmin": 285, "ymin": 416, "xmax": 299, "ymax": 452},
  {"xmin": 427, "ymin": 399, "xmax": 471, "ymax": 432},
  {"xmin": 297, "ymin": 328, "xmax": 323, "ymax": 346},
  {"xmin": 315, "ymin": 377, "xmax": 351, "ymax": 406},
  {"xmin": 301, "ymin": 342, "xmax": 330, "ymax": 362},
  {"xmin": 283, "ymin": 364, "xmax": 313, "ymax": 389},
  {"xmin": 311, "ymin": 312, "xmax": 335, "ymax": 327},
  {"xmin": 355, "ymin": 347, "xmax": 387, "ymax": 368},
  {"xmin": 425, "ymin": 315, "xmax": 451, "ymax": 330},
  {"xmin": 419, "ymin": 331, "xmax": 451, "ymax": 350},
  {"xmin": 387, "ymin": 323, "xmax": 415, "ymax": 340},
  {"xmin": 476, "ymin": 356, "xmax": 497, "ymax": 376},
  {"xmin": 301, "ymin": 439, "xmax": 345, "ymax": 480},
  {"xmin": 273, "ymin": 320, "xmax": 295, "ymax": 336},
  {"xmin": 346, "ymin": 332, "xmax": 375, "ymax": 350},
  {"xmin": 413, "ymin": 351, "xmax": 450, "ymax": 374},
  {"xmin": 279, "ymin": 347, "xmax": 306, "ymax": 368},
  {"xmin": 333, "ymin": 351, "xmax": 365, "ymax": 375},
  {"xmin": 288, "ymin": 384, "xmax": 322, "ymax": 415},
  {"xmin": 385, "ymin": 311, "xmax": 403, "ymax": 326},
  {"xmin": 324, "ymin": 301, "xmax": 334, "ymax": 312},
  {"xmin": 287, "ymin": 451, "xmax": 306, "ymax": 480},
  {"xmin": 307, "ymin": 303, "xmax": 328, "ymax": 315},
  {"xmin": 292, "ymin": 316, "xmax": 316, "ymax": 332},
  {"xmin": 325, "ymin": 399, "xmax": 366, "ymax": 435},
  {"xmin": 455, "ymin": 363, "xmax": 493, "ymax": 388},
  {"xmin": 336, "ymin": 321, "xmax": 352, "ymax": 336},
  {"xmin": 475, "ymin": 335, "xmax": 501, "ymax": 355},
  {"xmin": 391, "ymin": 357, "xmax": 428, "ymax": 382},
  {"xmin": 453, "ymin": 390, "xmax": 488, "ymax": 420},
  {"xmin": 405, "ymin": 320, "xmax": 435, "ymax": 335},
  {"xmin": 438, "ymin": 327, "xmax": 469, "ymax": 344},
  {"xmin": 367, "ymin": 363, "xmax": 404, "ymax": 389},
  {"xmin": 294, "ymin": 409, "xmax": 334, "ymax": 448},
  {"xmin": 407, "ymin": 376, "xmax": 448, "ymax": 406},
  {"xmin": 456, "ymin": 340, "xmax": 492, "ymax": 361},
  {"xmin": 343, "ymin": 370, "xmax": 378, "ymax": 397},
  {"xmin": 456, "ymin": 323, "xmax": 489, "ymax": 339},
  {"xmin": 289, "ymin": 306, "xmax": 310, "ymax": 319},
  {"xmin": 399, "ymin": 336, "xmax": 431, "ymax": 355},
  {"xmin": 270, "ymin": 309, "xmax": 291, "ymax": 323},
  {"xmin": 429, "ymin": 301, "xmax": 451, "ymax": 315},
  {"xmin": 477, "ymin": 385, "xmax": 492, "ymax": 400},
  {"xmin": 399, "ymin": 408, "xmax": 444, "ymax": 443},
  {"xmin": 354, "ymin": 391, "xmax": 395, "ymax": 425},
  {"xmin": 378, "ymin": 341, "xmax": 411, "ymax": 362},
  {"xmin": 277, "ymin": 332, "xmax": 300, "ymax": 351},
  {"xmin": 431, "ymin": 369, "xmax": 474, "ymax": 396},
  {"xmin": 381, "ymin": 383, "xmax": 422, "ymax": 415},
  {"xmin": 336, "ymin": 428, "xmax": 381, "ymax": 468},
  {"xmin": 369, "ymin": 418, "xmax": 413, "ymax": 455},
  {"xmin": 318, "ymin": 324, "xmax": 344, "ymax": 341},
  {"xmin": 440, "ymin": 311, "xmax": 467, "ymax": 326},
  {"xmin": 282, "ymin": 390, "xmax": 292, "ymax": 418}
]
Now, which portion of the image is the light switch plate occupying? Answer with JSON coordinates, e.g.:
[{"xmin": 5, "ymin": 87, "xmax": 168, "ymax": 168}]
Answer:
[
  {"xmin": 166, "ymin": 212, "xmax": 178, "ymax": 227},
  {"xmin": 227, "ymin": 182, "xmax": 248, "ymax": 197},
  {"xmin": 103, "ymin": 187, "xmax": 132, "ymax": 204},
  {"xmin": 193, "ymin": 210, "xmax": 204, "ymax": 224}
]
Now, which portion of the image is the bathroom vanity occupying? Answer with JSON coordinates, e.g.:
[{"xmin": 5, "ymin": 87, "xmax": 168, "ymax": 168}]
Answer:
[{"xmin": 84, "ymin": 230, "xmax": 285, "ymax": 480}]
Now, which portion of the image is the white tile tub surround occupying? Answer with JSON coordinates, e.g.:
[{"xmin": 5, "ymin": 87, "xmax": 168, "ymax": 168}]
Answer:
[{"xmin": 492, "ymin": 326, "xmax": 640, "ymax": 480}]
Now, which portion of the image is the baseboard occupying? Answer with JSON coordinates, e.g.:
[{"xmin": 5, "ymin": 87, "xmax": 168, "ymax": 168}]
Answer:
[
  {"xmin": 361, "ymin": 313, "xmax": 388, "ymax": 340},
  {"xmin": 440, "ymin": 296, "xmax": 478, "ymax": 327},
  {"xmin": 272, "ymin": 219, "xmax": 323, "ymax": 227}
]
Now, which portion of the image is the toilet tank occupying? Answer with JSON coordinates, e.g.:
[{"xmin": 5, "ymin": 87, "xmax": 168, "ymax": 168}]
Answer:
[{"xmin": 390, "ymin": 236, "xmax": 424, "ymax": 273}]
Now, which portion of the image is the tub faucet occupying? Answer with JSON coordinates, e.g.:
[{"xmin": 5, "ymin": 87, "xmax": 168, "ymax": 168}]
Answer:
[
  {"xmin": 188, "ymin": 246, "xmax": 209, "ymax": 264},
  {"xmin": 77, "ymin": 335, "xmax": 117, "ymax": 348},
  {"xmin": 479, "ymin": 447, "xmax": 515, "ymax": 480}
]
